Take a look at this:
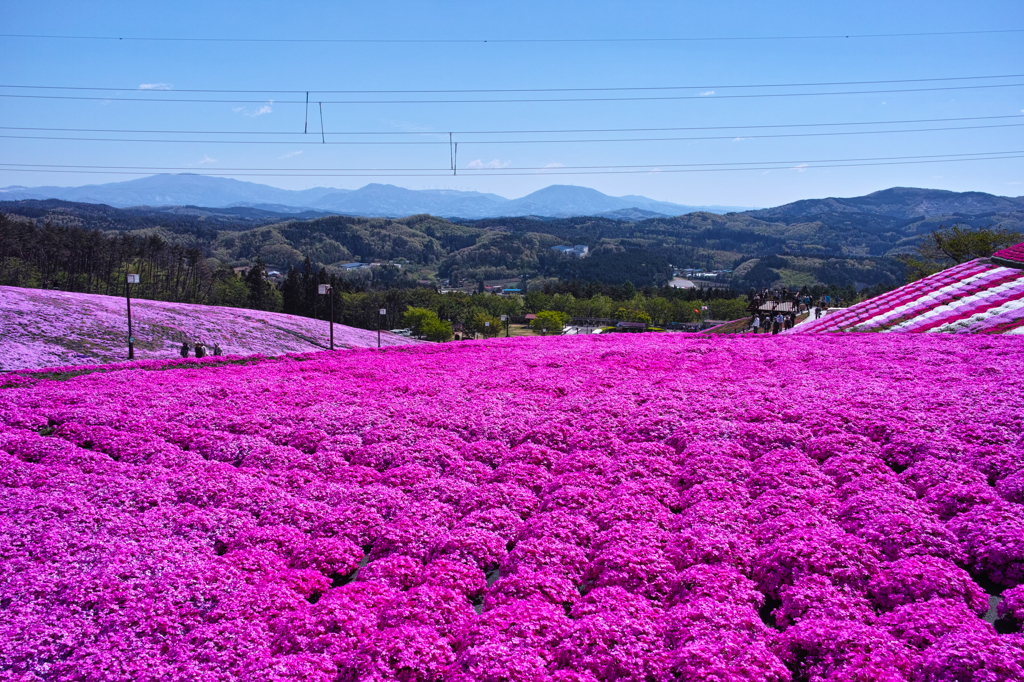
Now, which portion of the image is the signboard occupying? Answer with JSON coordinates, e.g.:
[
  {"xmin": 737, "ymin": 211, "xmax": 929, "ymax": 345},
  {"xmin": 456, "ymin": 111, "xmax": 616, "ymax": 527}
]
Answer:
[
  {"xmin": 126, "ymin": 274, "xmax": 140, "ymax": 284},
  {"xmin": 379, "ymin": 308, "xmax": 386, "ymax": 315},
  {"xmin": 318, "ymin": 284, "xmax": 330, "ymax": 295}
]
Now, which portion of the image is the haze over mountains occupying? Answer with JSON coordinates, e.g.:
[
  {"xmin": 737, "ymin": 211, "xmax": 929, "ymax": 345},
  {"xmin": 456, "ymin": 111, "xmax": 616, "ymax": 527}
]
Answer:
[{"xmin": 0, "ymin": 173, "xmax": 752, "ymax": 219}]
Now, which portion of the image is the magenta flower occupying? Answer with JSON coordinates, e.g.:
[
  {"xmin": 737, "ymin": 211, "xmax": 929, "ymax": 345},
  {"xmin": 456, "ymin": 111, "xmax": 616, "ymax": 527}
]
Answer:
[
  {"xmin": 867, "ymin": 555, "xmax": 988, "ymax": 614},
  {"xmin": 879, "ymin": 598, "xmax": 996, "ymax": 650},
  {"xmin": 912, "ymin": 629, "xmax": 1024, "ymax": 682}
]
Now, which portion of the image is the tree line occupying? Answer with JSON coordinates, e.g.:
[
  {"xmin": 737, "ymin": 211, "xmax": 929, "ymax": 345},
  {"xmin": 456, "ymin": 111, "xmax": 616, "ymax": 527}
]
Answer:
[{"xmin": 0, "ymin": 216, "xmax": 282, "ymax": 310}]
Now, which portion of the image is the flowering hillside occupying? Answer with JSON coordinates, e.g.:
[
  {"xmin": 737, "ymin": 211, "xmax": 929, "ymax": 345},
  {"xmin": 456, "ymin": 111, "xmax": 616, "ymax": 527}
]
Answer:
[
  {"xmin": 2, "ymin": 334, "xmax": 1023, "ymax": 681},
  {"xmin": 0, "ymin": 285, "xmax": 417, "ymax": 371},
  {"xmin": 792, "ymin": 252, "xmax": 1024, "ymax": 334}
]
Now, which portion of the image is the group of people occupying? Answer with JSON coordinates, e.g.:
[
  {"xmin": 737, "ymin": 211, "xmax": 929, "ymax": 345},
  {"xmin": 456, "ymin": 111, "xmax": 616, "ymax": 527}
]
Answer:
[
  {"xmin": 751, "ymin": 311, "xmax": 797, "ymax": 334},
  {"xmin": 180, "ymin": 341, "xmax": 221, "ymax": 358},
  {"xmin": 750, "ymin": 286, "xmax": 844, "ymax": 316}
]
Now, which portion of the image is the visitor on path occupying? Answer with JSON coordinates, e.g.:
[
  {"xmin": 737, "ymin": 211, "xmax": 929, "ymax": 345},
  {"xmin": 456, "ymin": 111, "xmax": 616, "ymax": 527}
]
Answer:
[
  {"xmin": 194, "ymin": 343, "xmax": 206, "ymax": 359},
  {"xmin": 180, "ymin": 342, "xmax": 189, "ymax": 358},
  {"xmin": 752, "ymin": 314, "xmax": 760, "ymax": 333},
  {"xmin": 774, "ymin": 312, "xmax": 784, "ymax": 334},
  {"xmin": 815, "ymin": 306, "xmax": 822, "ymax": 319},
  {"xmin": 213, "ymin": 343, "xmax": 222, "ymax": 356}
]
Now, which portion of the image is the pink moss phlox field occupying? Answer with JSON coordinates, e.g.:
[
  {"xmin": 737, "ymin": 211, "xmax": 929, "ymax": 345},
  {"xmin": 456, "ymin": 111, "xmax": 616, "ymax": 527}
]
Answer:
[
  {"xmin": 0, "ymin": 284, "xmax": 418, "ymax": 371},
  {"xmin": 792, "ymin": 255, "xmax": 1024, "ymax": 335},
  {"xmin": 1, "ymin": 333, "xmax": 1024, "ymax": 681}
]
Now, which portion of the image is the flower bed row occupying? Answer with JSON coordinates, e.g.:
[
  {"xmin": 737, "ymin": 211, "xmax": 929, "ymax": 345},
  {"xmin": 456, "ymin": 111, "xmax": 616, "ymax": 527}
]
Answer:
[
  {"xmin": 792, "ymin": 258, "xmax": 1024, "ymax": 335},
  {"xmin": 1, "ymin": 334, "xmax": 1023, "ymax": 681}
]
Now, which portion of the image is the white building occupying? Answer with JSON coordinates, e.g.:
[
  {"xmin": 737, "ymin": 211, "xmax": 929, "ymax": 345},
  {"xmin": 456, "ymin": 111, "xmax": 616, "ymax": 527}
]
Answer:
[{"xmin": 551, "ymin": 245, "xmax": 589, "ymax": 258}]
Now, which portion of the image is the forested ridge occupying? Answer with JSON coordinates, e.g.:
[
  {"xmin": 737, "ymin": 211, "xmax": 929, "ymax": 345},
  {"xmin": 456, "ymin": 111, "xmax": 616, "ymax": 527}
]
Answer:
[{"xmin": 4, "ymin": 195, "xmax": 1020, "ymax": 331}]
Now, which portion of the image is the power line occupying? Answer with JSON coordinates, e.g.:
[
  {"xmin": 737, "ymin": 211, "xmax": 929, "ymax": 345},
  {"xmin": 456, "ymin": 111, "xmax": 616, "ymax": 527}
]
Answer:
[
  {"xmin": 1, "ymin": 150, "xmax": 1017, "ymax": 172},
  {"xmin": 2, "ymin": 74, "xmax": 1021, "ymax": 94},
  {"xmin": 1, "ymin": 29, "xmax": 1022, "ymax": 43},
  {"xmin": 3, "ymin": 82, "xmax": 1022, "ymax": 104},
  {"xmin": 2, "ymin": 122, "xmax": 1020, "ymax": 146},
  {"xmin": 1, "ymin": 152, "xmax": 1021, "ymax": 177},
  {"xmin": 1, "ymin": 114, "xmax": 1019, "ymax": 136}
]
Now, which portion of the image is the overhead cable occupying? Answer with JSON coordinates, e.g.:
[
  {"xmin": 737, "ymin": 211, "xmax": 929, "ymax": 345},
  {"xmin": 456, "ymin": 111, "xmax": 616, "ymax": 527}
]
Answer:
[
  {"xmin": 1, "ymin": 74, "xmax": 1020, "ymax": 94},
  {"xmin": 1, "ymin": 150, "xmax": 1017, "ymax": 172},
  {"xmin": 1, "ymin": 29, "xmax": 1022, "ymax": 43},
  {"xmin": 1, "ymin": 122, "xmax": 1020, "ymax": 146},
  {"xmin": 1, "ymin": 114, "xmax": 1019, "ymax": 136},
  {"xmin": 2, "ymin": 82, "xmax": 1023, "ymax": 104},
  {"xmin": 2, "ymin": 152, "xmax": 1021, "ymax": 178}
]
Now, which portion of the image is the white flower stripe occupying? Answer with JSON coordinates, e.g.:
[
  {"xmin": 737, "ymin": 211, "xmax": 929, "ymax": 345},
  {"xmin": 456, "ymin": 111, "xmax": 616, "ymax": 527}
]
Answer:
[
  {"xmin": 927, "ymin": 296, "xmax": 1024, "ymax": 333},
  {"xmin": 853, "ymin": 266, "xmax": 1016, "ymax": 330},
  {"xmin": 892, "ymin": 276, "xmax": 1024, "ymax": 332},
  {"xmin": 798, "ymin": 260, "xmax": 992, "ymax": 333}
]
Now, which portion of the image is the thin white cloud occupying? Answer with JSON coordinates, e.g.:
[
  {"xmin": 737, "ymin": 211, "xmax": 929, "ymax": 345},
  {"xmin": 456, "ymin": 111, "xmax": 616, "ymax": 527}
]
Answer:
[
  {"xmin": 234, "ymin": 100, "xmax": 274, "ymax": 117},
  {"xmin": 280, "ymin": 150, "xmax": 303, "ymax": 159},
  {"xmin": 1008, "ymin": 181, "xmax": 1022, "ymax": 185},
  {"xmin": 792, "ymin": 163, "xmax": 808, "ymax": 172},
  {"xmin": 196, "ymin": 155, "xmax": 218, "ymax": 166},
  {"xmin": 543, "ymin": 162, "xmax": 565, "ymax": 169},
  {"xmin": 467, "ymin": 159, "xmax": 510, "ymax": 169},
  {"xmin": 699, "ymin": 90, "xmax": 715, "ymax": 96},
  {"xmin": 139, "ymin": 83, "xmax": 172, "ymax": 90},
  {"xmin": 733, "ymin": 137, "xmax": 748, "ymax": 142}
]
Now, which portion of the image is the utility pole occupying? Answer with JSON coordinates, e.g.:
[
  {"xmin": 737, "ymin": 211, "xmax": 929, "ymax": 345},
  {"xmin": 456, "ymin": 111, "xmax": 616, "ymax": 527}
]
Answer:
[
  {"xmin": 125, "ymin": 273, "xmax": 139, "ymax": 359},
  {"xmin": 318, "ymin": 284, "xmax": 334, "ymax": 349},
  {"xmin": 501, "ymin": 314, "xmax": 508, "ymax": 337}
]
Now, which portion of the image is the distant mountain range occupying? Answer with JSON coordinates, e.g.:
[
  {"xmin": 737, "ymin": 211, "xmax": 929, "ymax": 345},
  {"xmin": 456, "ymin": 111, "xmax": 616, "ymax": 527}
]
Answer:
[
  {"xmin": 0, "ymin": 173, "xmax": 752, "ymax": 218},
  {"xmin": 749, "ymin": 186, "xmax": 1024, "ymax": 221}
]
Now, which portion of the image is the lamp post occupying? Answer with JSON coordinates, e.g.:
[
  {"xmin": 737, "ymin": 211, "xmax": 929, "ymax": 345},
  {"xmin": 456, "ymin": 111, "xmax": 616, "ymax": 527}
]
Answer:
[
  {"xmin": 125, "ymin": 273, "xmax": 139, "ymax": 359},
  {"xmin": 378, "ymin": 308, "xmax": 386, "ymax": 348},
  {"xmin": 318, "ymin": 284, "xmax": 333, "ymax": 350},
  {"xmin": 500, "ymin": 314, "xmax": 508, "ymax": 337}
]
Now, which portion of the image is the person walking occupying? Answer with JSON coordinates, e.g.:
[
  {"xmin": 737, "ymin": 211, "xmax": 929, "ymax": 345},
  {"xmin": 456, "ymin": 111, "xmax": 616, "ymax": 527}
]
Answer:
[
  {"xmin": 752, "ymin": 314, "xmax": 760, "ymax": 334},
  {"xmin": 774, "ymin": 312, "xmax": 784, "ymax": 334},
  {"xmin": 180, "ymin": 341, "xmax": 190, "ymax": 358}
]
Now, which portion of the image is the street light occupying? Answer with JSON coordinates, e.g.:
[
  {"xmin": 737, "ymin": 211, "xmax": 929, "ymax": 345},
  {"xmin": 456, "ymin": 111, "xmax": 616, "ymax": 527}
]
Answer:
[
  {"xmin": 500, "ymin": 314, "xmax": 508, "ymax": 337},
  {"xmin": 378, "ymin": 308, "xmax": 386, "ymax": 348},
  {"xmin": 125, "ymin": 273, "xmax": 139, "ymax": 359},
  {"xmin": 318, "ymin": 284, "xmax": 333, "ymax": 350}
]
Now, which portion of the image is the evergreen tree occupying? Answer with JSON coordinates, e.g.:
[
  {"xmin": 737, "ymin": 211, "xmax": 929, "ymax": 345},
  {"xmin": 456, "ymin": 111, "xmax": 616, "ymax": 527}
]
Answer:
[{"xmin": 244, "ymin": 257, "xmax": 279, "ymax": 311}]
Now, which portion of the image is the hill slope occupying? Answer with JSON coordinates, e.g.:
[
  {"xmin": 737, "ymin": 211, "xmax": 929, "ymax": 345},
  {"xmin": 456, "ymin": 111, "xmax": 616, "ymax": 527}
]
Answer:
[
  {"xmin": 792, "ymin": 247, "xmax": 1024, "ymax": 334},
  {"xmin": 0, "ymin": 334, "xmax": 1022, "ymax": 679},
  {"xmin": 0, "ymin": 286, "xmax": 417, "ymax": 370}
]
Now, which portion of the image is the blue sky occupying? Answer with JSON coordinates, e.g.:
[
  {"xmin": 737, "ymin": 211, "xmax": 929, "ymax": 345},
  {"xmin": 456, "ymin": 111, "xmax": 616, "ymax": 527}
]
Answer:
[{"xmin": 1, "ymin": 0, "xmax": 1022, "ymax": 207}]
